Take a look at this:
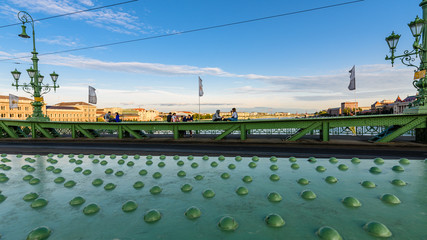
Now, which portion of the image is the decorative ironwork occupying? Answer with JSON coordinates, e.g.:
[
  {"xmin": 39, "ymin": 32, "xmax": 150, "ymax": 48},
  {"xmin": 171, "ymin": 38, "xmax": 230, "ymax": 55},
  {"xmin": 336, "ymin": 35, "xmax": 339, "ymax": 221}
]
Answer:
[
  {"xmin": 11, "ymin": 11, "xmax": 59, "ymax": 122},
  {"xmin": 0, "ymin": 114, "xmax": 423, "ymax": 142},
  {"xmin": 385, "ymin": 1, "xmax": 427, "ymax": 113},
  {"xmin": 400, "ymin": 50, "xmax": 420, "ymax": 70}
]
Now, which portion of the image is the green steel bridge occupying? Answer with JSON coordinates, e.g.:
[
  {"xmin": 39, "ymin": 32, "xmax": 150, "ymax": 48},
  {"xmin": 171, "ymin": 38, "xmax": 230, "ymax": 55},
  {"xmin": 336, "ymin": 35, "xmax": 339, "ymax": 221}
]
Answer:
[{"xmin": 1, "ymin": 113, "xmax": 426, "ymax": 143}]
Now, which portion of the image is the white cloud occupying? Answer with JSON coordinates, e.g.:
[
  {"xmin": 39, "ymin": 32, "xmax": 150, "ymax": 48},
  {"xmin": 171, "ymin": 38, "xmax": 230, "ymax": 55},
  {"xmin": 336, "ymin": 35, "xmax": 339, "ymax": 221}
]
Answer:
[
  {"xmin": 0, "ymin": 4, "xmax": 18, "ymax": 19},
  {"xmin": 0, "ymin": 51, "xmax": 12, "ymax": 57},
  {"xmin": 39, "ymin": 54, "xmax": 232, "ymax": 76},
  {"xmin": 0, "ymin": 50, "xmax": 417, "ymax": 113},
  {"xmin": 38, "ymin": 36, "xmax": 79, "ymax": 47},
  {"xmin": 79, "ymin": 0, "xmax": 94, "ymax": 7},
  {"xmin": 38, "ymin": 54, "xmax": 415, "ymax": 95},
  {"xmin": 3, "ymin": 0, "xmax": 146, "ymax": 34}
]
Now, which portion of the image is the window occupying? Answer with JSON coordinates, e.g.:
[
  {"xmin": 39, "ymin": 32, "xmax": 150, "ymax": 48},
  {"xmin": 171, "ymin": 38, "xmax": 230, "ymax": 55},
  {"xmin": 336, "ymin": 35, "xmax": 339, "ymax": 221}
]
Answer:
[{"xmin": 1, "ymin": 106, "xmax": 5, "ymax": 110}]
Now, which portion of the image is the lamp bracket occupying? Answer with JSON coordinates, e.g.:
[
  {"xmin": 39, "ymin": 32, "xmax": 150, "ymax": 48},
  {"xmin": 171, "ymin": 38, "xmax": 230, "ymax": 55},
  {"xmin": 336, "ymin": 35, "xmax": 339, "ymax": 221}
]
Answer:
[
  {"xmin": 401, "ymin": 49, "xmax": 420, "ymax": 70},
  {"xmin": 40, "ymin": 84, "xmax": 55, "ymax": 96},
  {"xmin": 22, "ymin": 84, "xmax": 34, "ymax": 96},
  {"xmin": 386, "ymin": 49, "xmax": 421, "ymax": 70}
]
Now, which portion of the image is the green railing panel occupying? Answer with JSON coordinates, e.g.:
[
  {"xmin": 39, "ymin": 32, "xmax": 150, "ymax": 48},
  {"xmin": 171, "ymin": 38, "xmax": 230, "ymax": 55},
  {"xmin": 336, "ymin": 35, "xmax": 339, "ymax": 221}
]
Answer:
[
  {"xmin": 74, "ymin": 125, "xmax": 95, "ymax": 139},
  {"xmin": 214, "ymin": 125, "xmax": 240, "ymax": 140},
  {"xmin": 0, "ymin": 113, "xmax": 426, "ymax": 142},
  {"xmin": 34, "ymin": 123, "xmax": 54, "ymax": 139},
  {"xmin": 122, "ymin": 125, "xmax": 144, "ymax": 139},
  {"xmin": 287, "ymin": 122, "xmax": 322, "ymax": 141},
  {"xmin": 0, "ymin": 121, "xmax": 19, "ymax": 138},
  {"xmin": 376, "ymin": 117, "xmax": 425, "ymax": 143}
]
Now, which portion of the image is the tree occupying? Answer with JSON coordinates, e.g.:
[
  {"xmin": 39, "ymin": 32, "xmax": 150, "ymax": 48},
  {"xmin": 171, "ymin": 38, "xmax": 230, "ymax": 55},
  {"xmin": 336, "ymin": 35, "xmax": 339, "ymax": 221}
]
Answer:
[
  {"xmin": 318, "ymin": 110, "xmax": 328, "ymax": 116},
  {"xmin": 343, "ymin": 108, "xmax": 353, "ymax": 116}
]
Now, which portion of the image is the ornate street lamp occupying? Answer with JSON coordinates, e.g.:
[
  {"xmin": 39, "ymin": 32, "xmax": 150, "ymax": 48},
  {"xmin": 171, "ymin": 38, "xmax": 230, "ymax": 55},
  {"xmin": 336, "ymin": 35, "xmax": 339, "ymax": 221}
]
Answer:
[
  {"xmin": 10, "ymin": 11, "xmax": 59, "ymax": 121},
  {"xmin": 385, "ymin": 1, "xmax": 427, "ymax": 114}
]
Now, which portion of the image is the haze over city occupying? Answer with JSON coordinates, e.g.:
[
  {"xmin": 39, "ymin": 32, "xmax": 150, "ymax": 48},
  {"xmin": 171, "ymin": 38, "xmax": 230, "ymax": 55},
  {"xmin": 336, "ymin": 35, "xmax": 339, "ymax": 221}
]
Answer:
[{"xmin": 0, "ymin": 0, "xmax": 418, "ymax": 113}]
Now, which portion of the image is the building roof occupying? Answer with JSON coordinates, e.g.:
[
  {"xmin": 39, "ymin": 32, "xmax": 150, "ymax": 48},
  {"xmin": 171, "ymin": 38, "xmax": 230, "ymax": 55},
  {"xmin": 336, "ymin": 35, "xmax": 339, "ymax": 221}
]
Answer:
[
  {"xmin": 55, "ymin": 102, "xmax": 95, "ymax": 107},
  {"xmin": 0, "ymin": 95, "xmax": 32, "ymax": 101},
  {"xmin": 46, "ymin": 106, "xmax": 79, "ymax": 110},
  {"xmin": 380, "ymin": 100, "xmax": 393, "ymax": 104},
  {"xmin": 403, "ymin": 96, "xmax": 416, "ymax": 102},
  {"xmin": 395, "ymin": 96, "xmax": 402, "ymax": 102}
]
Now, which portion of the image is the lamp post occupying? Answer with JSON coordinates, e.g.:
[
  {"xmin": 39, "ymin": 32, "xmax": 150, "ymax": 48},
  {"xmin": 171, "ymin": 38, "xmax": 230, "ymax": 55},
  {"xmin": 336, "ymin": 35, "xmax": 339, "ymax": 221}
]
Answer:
[
  {"xmin": 10, "ymin": 11, "xmax": 59, "ymax": 121},
  {"xmin": 385, "ymin": 1, "xmax": 427, "ymax": 114}
]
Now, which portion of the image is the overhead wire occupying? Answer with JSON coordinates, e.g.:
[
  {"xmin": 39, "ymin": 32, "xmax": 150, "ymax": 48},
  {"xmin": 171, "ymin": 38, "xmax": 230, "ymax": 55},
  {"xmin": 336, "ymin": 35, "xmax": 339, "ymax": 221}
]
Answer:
[{"xmin": 0, "ymin": 0, "xmax": 364, "ymax": 62}]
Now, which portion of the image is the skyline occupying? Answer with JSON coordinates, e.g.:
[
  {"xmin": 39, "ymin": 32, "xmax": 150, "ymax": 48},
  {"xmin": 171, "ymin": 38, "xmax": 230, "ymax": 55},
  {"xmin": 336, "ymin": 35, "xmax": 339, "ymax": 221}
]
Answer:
[{"xmin": 0, "ymin": 0, "xmax": 420, "ymax": 113}]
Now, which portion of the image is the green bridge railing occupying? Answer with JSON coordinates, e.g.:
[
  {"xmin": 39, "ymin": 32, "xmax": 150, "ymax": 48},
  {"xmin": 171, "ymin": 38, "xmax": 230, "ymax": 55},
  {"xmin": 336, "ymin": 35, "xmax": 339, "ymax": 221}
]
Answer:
[{"xmin": 0, "ymin": 114, "xmax": 426, "ymax": 143}]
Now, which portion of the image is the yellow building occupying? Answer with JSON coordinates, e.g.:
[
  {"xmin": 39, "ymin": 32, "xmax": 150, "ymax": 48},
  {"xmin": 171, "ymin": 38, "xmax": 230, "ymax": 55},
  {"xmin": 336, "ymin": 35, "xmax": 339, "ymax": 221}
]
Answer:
[
  {"xmin": 47, "ymin": 102, "xmax": 97, "ymax": 122},
  {"xmin": 136, "ymin": 108, "xmax": 161, "ymax": 121},
  {"xmin": 0, "ymin": 95, "xmax": 42, "ymax": 120}
]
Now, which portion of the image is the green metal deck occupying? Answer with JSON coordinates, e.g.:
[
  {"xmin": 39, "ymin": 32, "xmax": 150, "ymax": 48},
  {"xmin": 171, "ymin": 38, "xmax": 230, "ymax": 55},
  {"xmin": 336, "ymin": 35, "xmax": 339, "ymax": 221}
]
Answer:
[{"xmin": 0, "ymin": 154, "xmax": 426, "ymax": 239}]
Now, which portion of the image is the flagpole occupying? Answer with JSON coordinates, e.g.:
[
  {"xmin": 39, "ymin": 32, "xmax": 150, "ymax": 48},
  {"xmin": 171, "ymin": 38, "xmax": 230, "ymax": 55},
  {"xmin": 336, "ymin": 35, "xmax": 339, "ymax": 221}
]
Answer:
[
  {"xmin": 354, "ymin": 89, "xmax": 357, "ymax": 116},
  {"xmin": 198, "ymin": 76, "xmax": 203, "ymax": 121},
  {"xmin": 348, "ymin": 65, "xmax": 356, "ymax": 116},
  {"xmin": 88, "ymin": 85, "xmax": 90, "ymax": 122}
]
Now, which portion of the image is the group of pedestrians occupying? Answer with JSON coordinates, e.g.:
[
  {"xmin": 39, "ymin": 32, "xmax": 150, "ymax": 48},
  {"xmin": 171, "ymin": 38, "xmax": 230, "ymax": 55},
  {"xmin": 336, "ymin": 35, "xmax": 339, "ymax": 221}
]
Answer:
[
  {"xmin": 166, "ymin": 112, "xmax": 194, "ymax": 137},
  {"xmin": 104, "ymin": 111, "xmax": 121, "ymax": 122},
  {"xmin": 104, "ymin": 108, "xmax": 238, "ymax": 124},
  {"xmin": 166, "ymin": 108, "xmax": 238, "ymax": 122},
  {"xmin": 166, "ymin": 113, "xmax": 194, "ymax": 123}
]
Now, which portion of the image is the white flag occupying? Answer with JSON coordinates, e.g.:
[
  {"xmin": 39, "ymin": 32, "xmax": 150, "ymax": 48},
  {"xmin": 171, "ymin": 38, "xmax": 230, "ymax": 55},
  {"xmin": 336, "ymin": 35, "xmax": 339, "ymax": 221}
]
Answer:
[
  {"xmin": 9, "ymin": 94, "xmax": 18, "ymax": 109},
  {"xmin": 88, "ymin": 86, "xmax": 97, "ymax": 104},
  {"xmin": 348, "ymin": 66, "xmax": 356, "ymax": 91},
  {"xmin": 198, "ymin": 76, "xmax": 204, "ymax": 97}
]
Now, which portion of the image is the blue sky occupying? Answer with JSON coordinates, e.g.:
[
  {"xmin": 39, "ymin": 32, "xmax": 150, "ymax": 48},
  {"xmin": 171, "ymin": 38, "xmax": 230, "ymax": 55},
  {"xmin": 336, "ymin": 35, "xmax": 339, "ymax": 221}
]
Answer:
[{"xmin": 0, "ymin": 0, "xmax": 421, "ymax": 113}]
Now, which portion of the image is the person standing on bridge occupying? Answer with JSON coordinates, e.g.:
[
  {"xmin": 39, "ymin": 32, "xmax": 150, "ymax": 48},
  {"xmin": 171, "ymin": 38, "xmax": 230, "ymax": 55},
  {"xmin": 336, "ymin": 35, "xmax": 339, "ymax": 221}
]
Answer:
[
  {"xmin": 186, "ymin": 114, "xmax": 194, "ymax": 137},
  {"xmin": 166, "ymin": 112, "xmax": 172, "ymax": 122},
  {"xmin": 172, "ymin": 113, "xmax": 179, "ymax": 122}
]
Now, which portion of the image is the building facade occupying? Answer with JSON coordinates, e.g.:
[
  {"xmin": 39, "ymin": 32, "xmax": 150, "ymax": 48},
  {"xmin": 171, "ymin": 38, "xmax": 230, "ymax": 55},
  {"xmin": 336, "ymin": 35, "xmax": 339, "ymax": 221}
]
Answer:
[
  {"xmin": 134, "ymin": 108, "xmax": 161, "ymax": 121},
  {"xmin": 392, "ymin": 96, "xmax": 416, "ymax": 114},
  {"xmin": 0, "ymin": 95, "xmax": 43, "ymax": 120},
  {"xmin": 327, "ymin": 107, "xmax": 342, "ymax": 116},
  {"xmin": 47, "ymin": 102, "xmax": 97, "ymax": 122},
  {"xmin": 341, "ymin": 102, "xmax": 358, "ymax": 113}
]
